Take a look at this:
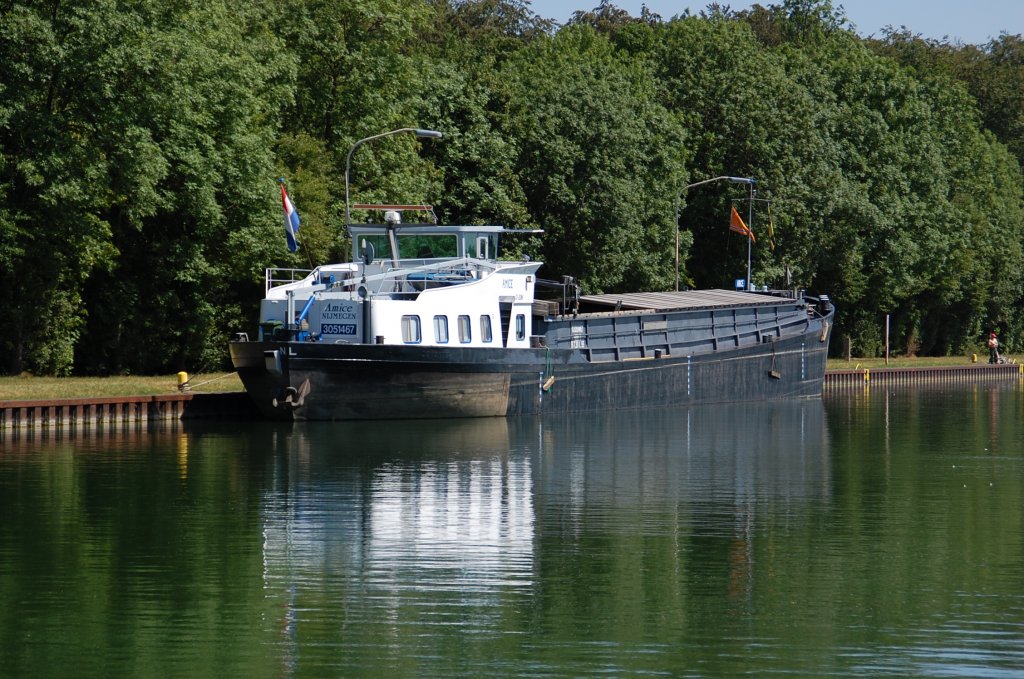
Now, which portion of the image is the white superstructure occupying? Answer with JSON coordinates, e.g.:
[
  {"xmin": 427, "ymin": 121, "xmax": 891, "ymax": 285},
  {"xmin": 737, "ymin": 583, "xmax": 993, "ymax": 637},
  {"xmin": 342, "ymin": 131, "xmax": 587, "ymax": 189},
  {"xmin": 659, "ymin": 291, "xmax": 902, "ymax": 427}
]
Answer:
[{"xmin": 258, "ymin": 219, "xmax": 543, "ymax": 350}]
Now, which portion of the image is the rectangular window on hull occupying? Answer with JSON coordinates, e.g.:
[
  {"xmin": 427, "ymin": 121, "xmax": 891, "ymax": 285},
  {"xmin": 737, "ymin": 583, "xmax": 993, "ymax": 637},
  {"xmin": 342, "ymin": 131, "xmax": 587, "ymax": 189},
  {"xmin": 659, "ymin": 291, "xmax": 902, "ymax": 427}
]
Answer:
[
  {"xmin": 402, "ymin": 315, "xmax": 421, "ymax": 343},
  {"xmin": 434, "ymin": 315, "xmax": 449, "ymax": 343},
  {"xmin": 458, "ymin": 315, "xmax": 471, "ymax": 343},
  {"xmin": 480, "ymin": 315, "xmax": 493, "ymax": 343},
  {"xmin": 515, "ymin": 314, "xmax": 526, "ymax": 341}
]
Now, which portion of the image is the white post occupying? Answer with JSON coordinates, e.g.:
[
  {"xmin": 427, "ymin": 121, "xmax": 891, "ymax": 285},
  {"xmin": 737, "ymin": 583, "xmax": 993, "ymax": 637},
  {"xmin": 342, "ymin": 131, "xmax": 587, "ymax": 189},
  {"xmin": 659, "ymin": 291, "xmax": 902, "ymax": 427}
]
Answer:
[
  {"xmin": 885, "ymin": 314, "xmax": 890, "ymax": 366},
  {"xmin": 287, "ymin": 290, "xmax": 295, "ymax": 333}
]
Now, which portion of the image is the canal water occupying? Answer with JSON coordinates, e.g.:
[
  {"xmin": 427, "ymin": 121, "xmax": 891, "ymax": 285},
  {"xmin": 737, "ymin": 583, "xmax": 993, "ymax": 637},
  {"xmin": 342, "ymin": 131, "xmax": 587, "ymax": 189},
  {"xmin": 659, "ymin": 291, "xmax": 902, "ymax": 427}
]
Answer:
[{"xmin": 1, "ymin": 385, "xmax": 1022, "ymax": 678}]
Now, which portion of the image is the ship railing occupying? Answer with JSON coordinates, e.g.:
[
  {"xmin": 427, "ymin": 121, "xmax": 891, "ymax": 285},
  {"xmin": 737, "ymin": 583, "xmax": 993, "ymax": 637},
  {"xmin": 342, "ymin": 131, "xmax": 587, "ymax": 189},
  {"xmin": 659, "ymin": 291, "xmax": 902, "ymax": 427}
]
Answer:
[
  {"xmin": 752, "ymin": 288, "xmax": 831, "ymax": 319},
  {"xmin": 802, "ymin": 294, "xmax": 832, "ymax": 319},
  {"xmin": 753, "ymin": 288, "xmax": 805, "ymax": 300},
  {"xmin": 266, "ymin": 257, "xmax": 522, "ymax": 297},
  {"xmin": 354, "ymin": 257, "xmax": 503, "ymax": 297},
  {"xmin": 266, "ymin": 267, "xmax": 313, "ymax": 293},
  {"xmin": 535, "ymin": 276, "xmax": 581, "ymax": 316}
]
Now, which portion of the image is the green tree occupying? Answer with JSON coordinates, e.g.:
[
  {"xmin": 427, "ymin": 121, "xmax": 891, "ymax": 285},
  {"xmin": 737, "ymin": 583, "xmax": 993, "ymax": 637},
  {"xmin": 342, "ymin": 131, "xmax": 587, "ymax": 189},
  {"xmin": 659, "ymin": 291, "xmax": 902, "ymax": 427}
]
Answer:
[
  {"xmin": 1, "ymin": 1, "xmax": 145, "ymax": 374},
  {"xmin": 872, "ymin": 30, "xmax": 1024, "ymax": 168},
  {"xmin": 414, "ymin": 0, "xmax": 552, "ymax": 232},
  {"xmin": 78, "ymin": 1, "xmax": 293, "ymax": 374},
  {"xmin": 650, "ymin": 12, "xmax": 842, "ymax": 294},
  {"xmin": 3, "ymin": 0, "xmax": 1022, "ymax": 372},
  {"xmin": 275, "ymin": 0, "xmax": 447, "ymax": 258},
  {"xmin": 0, "ymin": 0, "xmax": 293, "ymax": 375},
  {"xmin": 501, "ymin": 26, "xmax": 686, "ymax": 293}
]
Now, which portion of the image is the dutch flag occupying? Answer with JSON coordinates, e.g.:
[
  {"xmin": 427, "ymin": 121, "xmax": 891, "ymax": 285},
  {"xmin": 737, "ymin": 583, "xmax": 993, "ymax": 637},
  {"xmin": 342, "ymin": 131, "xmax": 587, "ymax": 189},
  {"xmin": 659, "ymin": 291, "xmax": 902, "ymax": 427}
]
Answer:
[{"xmin": 280, "ymin": 182, "xmax": 301, "ymax": 252}]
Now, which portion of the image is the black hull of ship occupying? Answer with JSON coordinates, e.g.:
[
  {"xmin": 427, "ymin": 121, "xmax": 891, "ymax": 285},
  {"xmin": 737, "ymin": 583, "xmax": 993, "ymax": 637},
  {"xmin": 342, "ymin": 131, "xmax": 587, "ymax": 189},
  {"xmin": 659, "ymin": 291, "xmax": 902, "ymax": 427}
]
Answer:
[{"xmin": 230, "ymin": 318, "xmax": 831, "ymax": 421}]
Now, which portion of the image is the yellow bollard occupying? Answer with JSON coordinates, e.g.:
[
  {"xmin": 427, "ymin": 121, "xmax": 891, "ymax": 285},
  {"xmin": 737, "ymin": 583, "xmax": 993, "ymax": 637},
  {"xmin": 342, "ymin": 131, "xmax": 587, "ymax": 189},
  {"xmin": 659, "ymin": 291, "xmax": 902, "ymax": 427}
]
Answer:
[
  {"xmin": 177, "ymin": 371, "xmax": 190, "ymax": 392},
  {"xmin": 972, "ymin": 353, "xmax": 977, "ymax": 364}
]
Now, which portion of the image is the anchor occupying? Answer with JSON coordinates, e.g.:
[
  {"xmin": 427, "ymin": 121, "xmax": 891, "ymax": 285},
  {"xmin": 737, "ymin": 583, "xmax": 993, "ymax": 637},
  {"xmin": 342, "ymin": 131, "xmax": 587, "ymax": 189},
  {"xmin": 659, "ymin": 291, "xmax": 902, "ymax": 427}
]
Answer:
[{"xmin": 272, "ymin": 379, "xmax": 311, "ymax": 409}]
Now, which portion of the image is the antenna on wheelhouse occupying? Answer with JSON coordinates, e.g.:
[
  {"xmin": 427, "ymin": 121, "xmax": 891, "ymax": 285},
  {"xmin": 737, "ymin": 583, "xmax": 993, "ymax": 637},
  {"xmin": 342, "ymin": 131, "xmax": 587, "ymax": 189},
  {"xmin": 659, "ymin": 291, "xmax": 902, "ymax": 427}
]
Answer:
[{"xmin": 384, "ymin": 210, "xmax": 401, "ymax": 270}]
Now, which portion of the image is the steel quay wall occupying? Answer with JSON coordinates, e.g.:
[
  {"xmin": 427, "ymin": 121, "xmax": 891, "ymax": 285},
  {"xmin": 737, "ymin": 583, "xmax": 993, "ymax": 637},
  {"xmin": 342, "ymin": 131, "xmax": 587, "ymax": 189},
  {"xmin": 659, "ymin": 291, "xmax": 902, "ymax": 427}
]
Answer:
[
  {"xmin": 0, "ymin": 392, "xmax": 256, "ymax": 430},
  {"xmin": 824, "ymin": 363, "xmax": 1023, "ymax": 390}
]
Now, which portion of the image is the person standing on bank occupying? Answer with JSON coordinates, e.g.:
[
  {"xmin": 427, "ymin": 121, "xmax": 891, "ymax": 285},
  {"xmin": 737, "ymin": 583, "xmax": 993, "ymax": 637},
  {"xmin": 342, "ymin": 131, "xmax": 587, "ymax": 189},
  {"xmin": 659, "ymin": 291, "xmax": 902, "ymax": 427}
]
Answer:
[{"xmin": 988, "ymin": 332, "xmax": 1000, "ymax": 364}]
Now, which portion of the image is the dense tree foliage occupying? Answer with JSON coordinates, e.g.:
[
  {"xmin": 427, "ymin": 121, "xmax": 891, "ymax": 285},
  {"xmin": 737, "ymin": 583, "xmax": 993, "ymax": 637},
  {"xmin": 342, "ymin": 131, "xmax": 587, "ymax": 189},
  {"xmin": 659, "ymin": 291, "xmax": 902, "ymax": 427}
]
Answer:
[
  {"xmin": 502, "ymin": 26, "xmax": 686, "ymax": 292},
  {"xmin": 1, "ymin": 0, "xmax": 292, "ymax": 375},
  {"xmin": 1, "ymin": 0, "xmax": 1021, "ymax": 375}
]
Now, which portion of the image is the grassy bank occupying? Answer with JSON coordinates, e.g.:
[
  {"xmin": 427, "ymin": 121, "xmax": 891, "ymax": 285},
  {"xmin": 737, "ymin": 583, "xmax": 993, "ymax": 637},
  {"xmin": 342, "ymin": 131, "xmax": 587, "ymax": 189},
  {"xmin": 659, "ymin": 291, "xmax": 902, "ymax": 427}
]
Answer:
[
  {"xmin": 828, "ymin": 355, "xmax": 1017, "ymax": 370},
  {"xmin": 0, "ymin": 372, "xmax": 244, "ymax": 401}
]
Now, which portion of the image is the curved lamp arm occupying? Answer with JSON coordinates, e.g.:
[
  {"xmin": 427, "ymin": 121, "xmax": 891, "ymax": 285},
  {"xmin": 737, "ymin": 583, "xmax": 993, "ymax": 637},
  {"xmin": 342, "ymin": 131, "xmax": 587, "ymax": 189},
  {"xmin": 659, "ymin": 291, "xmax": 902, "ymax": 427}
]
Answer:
[
  {"xmin": 674, "ymin": 176, "xmax": 756, "ymax": 291},
  {"xmin": 345, "ymin": 128, "xmax": 443, "ymax": 228}
]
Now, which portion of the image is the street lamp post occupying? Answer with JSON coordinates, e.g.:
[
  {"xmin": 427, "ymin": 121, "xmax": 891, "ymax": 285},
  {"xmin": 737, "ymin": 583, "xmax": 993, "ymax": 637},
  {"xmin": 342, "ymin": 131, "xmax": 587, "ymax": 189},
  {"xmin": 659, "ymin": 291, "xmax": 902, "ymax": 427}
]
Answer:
[
  {"xmin": 675, "ymin": 175, "xmax": 757, "ymax": 291},
  {"xmin": 344, "ymin": 128, "xmax": 444, "ymax": 228}
]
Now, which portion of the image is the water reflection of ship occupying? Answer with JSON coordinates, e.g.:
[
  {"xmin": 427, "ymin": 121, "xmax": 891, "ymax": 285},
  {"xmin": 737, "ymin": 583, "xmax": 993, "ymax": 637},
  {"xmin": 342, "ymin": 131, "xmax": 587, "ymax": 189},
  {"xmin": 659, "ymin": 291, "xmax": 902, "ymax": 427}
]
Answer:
[
  {"xmin": 258, "ymin": 415, "xmax": 534, "ymax": 673},
  {"xmin": 254, "ymin": 402, "xmax": 832, "ymax": 671},
  {"xmin": 533, "ymin": 399, "xmax": 832, "ymax": 511},
  {"xmin": 259, "ymin": 399, "xmax": 830, "ymax": 575},
  {"xmin": 530, "ymin": 400, "xmax": 831, "ymax": 610}
]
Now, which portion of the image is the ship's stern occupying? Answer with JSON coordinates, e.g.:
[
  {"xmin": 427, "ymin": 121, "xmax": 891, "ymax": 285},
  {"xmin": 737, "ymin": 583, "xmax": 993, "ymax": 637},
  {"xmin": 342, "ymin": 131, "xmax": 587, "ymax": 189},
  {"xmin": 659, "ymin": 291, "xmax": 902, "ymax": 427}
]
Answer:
[{"xmin": 229, "ymin": 339, "xmax": 295, "ymax": 420}]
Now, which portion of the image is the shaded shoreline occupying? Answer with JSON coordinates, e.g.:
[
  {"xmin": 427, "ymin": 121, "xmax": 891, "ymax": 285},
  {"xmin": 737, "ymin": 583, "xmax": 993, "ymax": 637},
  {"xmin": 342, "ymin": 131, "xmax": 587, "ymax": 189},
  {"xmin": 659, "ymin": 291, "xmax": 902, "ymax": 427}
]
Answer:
[
  {"xmin": 3, "ymin": 358, "xmax": 1014, "ymax": 402},
  {"xmin": 3, "ymin": 362, "xmax": 1022, "ymax": 430}
]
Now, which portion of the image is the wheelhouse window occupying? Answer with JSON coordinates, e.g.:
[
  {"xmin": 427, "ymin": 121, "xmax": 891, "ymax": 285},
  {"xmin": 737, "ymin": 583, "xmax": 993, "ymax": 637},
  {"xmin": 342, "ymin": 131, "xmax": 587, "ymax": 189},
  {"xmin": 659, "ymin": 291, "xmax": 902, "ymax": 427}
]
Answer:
[
  {"xmin": 480, "ymin": 315, "xmax": 493, "ymax": 343},
  {"xmin": 475, "ymin": 233, "xmax": 499, "ymax": 259},
  {"xmin": 458, "ymin": 315, "xmax": 472, "ymax": 343},
  {"xmin": 401, "ymin": 315, "xmax": 421, "ymax": 343},
  {"xmin": 358, "ymin": 235, "xmax": 392, "ymax": 261},
  {"xmin": 434, "ymin": 315, "xmax": 449, "ymax": 343},
  {"xmin": 398, "ymin": 234, "xmax": 458, "ymax": 259},
  {"xmin": 515, "ymin": 314, "xmax": 526, "ymax": 341}
]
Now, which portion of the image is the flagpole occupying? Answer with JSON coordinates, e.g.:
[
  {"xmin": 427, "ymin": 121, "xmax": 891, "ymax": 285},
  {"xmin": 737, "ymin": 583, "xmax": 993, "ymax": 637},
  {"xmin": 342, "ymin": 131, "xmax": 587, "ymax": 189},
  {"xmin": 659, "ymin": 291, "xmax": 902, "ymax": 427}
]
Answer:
[{"xmin": 746, "ymin": 181, "xmax": 754, "ymax": 290}]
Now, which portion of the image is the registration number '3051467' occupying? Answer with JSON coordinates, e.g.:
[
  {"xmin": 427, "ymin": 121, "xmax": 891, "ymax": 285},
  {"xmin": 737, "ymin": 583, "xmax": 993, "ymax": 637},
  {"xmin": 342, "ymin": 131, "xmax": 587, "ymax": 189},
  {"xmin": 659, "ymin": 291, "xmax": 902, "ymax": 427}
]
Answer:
[{"xmin": 321, "ymin": 323, "xmax": 357, "ymax": 335}]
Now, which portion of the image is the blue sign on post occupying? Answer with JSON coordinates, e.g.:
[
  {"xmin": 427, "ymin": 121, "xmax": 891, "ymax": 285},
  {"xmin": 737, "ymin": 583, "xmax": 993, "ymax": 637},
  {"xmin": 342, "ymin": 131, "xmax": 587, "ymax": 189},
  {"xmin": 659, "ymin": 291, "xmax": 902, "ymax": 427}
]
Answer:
[{"xmin": 734, "ymin": 279, "xmax": 746, "ymax": 290}]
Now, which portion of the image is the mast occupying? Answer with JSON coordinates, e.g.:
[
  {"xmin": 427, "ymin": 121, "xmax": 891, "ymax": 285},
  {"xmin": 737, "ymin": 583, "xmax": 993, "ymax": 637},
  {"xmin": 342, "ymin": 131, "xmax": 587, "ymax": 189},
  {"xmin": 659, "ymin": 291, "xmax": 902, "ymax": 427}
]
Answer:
[{"xmin": 746, "ymin": 181, "xmax": 755, "ymax": 290}]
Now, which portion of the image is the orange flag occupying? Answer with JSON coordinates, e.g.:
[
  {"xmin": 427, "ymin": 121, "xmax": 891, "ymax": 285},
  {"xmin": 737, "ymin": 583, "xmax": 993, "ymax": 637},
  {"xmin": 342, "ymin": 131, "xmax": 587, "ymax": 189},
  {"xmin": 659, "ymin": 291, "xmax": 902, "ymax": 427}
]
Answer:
[{"xmin": 730, "ymin": 206, "xmax": 756, "ymax": 243}]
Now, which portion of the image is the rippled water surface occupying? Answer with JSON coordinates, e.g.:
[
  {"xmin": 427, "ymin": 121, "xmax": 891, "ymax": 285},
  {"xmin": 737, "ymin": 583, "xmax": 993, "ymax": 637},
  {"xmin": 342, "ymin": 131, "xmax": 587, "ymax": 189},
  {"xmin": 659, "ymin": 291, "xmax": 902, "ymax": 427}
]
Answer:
[{"xmin": 1, "ymin": 386, "xmax": 1022, "ymax": 678}]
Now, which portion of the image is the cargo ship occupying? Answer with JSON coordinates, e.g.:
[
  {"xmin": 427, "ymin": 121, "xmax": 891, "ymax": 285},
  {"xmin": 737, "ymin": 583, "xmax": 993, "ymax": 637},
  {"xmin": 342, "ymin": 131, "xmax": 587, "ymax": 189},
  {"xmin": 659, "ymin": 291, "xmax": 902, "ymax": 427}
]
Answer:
[{"xmin": 229, "ymin": 206, "xmax": 833, "ymax": 420}]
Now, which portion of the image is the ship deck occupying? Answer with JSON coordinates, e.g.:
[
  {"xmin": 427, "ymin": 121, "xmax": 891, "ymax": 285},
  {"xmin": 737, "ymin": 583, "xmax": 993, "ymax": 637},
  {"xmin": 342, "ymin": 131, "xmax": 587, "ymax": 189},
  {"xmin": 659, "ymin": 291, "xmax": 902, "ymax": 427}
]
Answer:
[{"xmin": 577, "ymin": 289, "xmax": 804, "ymax": 313}]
